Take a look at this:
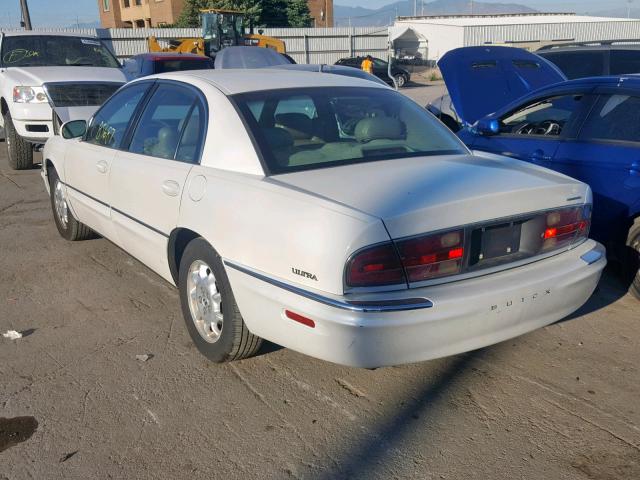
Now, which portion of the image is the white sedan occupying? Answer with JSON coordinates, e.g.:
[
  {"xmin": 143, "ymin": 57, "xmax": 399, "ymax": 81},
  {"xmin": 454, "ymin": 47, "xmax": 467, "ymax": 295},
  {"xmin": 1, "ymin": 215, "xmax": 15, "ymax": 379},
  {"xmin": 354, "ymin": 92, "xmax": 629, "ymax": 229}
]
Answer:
[{"xmin": 42, "ymin": 70, "xmax": 606, "ymax": 368}]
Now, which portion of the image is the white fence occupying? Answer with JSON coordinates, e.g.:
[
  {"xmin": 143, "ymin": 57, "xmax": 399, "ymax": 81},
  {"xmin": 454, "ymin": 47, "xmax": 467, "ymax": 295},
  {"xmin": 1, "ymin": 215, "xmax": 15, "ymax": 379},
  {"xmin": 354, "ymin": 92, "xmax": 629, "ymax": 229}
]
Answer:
[{"xmin": 0, "ymin": 27, "xmax": 390, "ymax": 64}]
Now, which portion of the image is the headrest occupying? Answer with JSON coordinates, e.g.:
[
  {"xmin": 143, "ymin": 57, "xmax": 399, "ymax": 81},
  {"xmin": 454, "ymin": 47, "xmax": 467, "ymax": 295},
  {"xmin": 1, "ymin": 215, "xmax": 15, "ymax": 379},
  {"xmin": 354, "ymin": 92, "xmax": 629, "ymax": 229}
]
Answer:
[
  {"xmin": 354, "ymin": 117, "xmax": 405, "ymax": 143},
  {"xmin": 275, "ymin": 113, "xmax": 314, "ymax": 139},
  {"xmin": 262, "ymin": 127, "xmax": 294, "ymax": 150}
]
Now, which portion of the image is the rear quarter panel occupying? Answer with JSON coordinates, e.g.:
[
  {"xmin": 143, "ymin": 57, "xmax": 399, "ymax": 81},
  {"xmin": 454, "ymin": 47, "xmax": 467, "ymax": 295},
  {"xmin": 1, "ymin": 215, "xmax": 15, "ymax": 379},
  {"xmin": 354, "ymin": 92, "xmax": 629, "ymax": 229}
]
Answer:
[{"xmin": 176, "ymin": 167, "xmax": 390, "ymax": 296}]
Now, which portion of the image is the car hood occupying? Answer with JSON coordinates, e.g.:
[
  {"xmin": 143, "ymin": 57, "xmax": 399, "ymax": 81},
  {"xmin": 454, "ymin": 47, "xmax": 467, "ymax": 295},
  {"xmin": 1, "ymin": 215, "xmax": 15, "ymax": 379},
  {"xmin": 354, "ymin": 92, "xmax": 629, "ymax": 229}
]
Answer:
[
  {"xmin": 438, "ymin": 46, "xmax": 566, "ymax": 126},
  {"xmin": 272, "ymin": 153, "xmax": 588, "ymax": 239},
  {"xmin": 3, "ymin": 66, "xmax": 126, "ymax": 86}
]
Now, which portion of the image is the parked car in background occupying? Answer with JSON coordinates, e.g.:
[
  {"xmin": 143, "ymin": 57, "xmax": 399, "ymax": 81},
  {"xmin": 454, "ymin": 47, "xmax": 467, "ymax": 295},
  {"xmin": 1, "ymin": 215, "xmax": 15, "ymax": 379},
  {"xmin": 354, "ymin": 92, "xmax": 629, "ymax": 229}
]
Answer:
[
  {"xmin": 438, "ymin": 46, "xmax": 640, "ymax": 298},
  {"xmin": 538, "ymin": 42, "xmax": 640, "ymax": 79},
  {"xmin": 42, "ymin": 69, "xmax": 604, "ymax": 367},
  {"xmin": 0, "ymin": 31, "xmax": 126, "ymax": 169},
  {"xmin": 335, "ymin": 56, "xmax": 411, "ymax": 87},
  {"xmin": 123, "ymin": 52, "xmax": 214, "ymax": 80},
  {"xmin": 215, "ymin": 47, "xmax": 389, "ymax": 86},
  {"xmin": 269, "ymin": 63, "xmax": 390, "ymax": 87}
]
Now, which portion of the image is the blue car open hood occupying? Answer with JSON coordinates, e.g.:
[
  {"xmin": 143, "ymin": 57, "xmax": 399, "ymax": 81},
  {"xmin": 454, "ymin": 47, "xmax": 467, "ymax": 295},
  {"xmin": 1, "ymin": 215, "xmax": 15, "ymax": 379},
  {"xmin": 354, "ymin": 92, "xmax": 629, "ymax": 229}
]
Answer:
[{"xmin": 438, "ymin": 46, "xmax": 567, "ymax": 126}]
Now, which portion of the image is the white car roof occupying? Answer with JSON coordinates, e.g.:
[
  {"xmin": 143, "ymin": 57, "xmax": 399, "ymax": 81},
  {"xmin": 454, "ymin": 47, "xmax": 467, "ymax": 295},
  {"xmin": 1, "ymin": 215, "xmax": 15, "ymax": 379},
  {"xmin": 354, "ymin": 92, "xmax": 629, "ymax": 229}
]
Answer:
[
  {"xmin": 148, "ymin": 69, "xmax": 389, "ymax": 95},
  {"xmin": 1, "ymin": 30, "xmax": 99, "ymax": 38}
]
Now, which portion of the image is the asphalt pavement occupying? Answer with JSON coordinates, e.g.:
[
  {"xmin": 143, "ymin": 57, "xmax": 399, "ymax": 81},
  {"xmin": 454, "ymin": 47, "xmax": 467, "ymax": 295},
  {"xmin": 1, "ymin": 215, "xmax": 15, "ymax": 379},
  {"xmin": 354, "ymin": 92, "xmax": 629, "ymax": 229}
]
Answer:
[{"xmin": 0, "ymin": 84, "xmax": 638, "ymax": 479}]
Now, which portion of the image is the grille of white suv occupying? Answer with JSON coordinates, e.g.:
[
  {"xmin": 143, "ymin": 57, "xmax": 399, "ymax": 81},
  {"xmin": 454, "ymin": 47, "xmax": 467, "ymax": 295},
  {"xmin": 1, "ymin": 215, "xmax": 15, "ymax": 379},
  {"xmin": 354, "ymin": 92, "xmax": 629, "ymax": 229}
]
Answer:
[{"xmin": 44, "ymin": 82, "xmax": 123, "ymax": 107}]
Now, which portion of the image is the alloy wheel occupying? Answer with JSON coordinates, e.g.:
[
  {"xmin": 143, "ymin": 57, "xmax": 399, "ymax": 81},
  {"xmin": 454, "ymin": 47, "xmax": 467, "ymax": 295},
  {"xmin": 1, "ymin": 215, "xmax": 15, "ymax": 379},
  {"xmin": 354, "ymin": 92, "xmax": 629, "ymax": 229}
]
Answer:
[{"xmin": 187, "ymin": 260, "xmax": 224, "ymax": 343}]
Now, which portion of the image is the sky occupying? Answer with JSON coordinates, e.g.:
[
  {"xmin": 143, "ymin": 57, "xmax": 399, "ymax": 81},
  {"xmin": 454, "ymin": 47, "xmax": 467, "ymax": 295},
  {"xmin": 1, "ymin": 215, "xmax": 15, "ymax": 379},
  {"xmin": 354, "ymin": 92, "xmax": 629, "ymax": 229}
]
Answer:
[{"xmin": 0, "ymin": 0, "xmax": 636, "ymax": 28}]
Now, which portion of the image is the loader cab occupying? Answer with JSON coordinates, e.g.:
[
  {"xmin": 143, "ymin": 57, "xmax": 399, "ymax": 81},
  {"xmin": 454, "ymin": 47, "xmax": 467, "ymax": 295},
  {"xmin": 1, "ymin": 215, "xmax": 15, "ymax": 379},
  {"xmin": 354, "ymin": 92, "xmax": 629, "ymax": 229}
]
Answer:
[{"xmin": 201, "ymin": 9, "xmax": 245, "ymax": 54}]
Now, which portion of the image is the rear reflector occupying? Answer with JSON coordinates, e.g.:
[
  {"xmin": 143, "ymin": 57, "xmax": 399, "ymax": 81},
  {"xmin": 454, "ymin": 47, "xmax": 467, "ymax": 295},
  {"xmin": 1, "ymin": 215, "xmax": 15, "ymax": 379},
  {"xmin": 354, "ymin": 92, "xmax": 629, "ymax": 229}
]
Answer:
[{"xmin": 285, "ymin": 310, "xmax": 315, "ymax": 328}]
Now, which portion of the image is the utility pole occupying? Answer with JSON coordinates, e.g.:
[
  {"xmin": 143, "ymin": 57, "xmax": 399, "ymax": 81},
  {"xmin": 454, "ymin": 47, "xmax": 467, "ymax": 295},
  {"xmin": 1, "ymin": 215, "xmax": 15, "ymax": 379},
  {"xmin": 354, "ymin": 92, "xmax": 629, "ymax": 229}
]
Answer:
[
  {"xmin": 414, "ymin": 0, "xmax": 417, "ymax": 17},
  {"xmin": 19, "ymin": 0, "xmax": 32, "ymax": 30}
]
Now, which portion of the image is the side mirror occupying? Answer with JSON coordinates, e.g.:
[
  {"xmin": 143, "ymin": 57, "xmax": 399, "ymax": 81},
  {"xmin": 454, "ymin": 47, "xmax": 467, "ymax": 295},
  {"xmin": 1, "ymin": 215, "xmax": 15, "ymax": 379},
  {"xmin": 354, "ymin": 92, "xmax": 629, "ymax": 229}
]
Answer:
[
  {"xmin": 61, "ymin": 120, "xmax": 87, "ymax": 140},
  {"xmin": 475, "ymin": 118, "xmax": 500, "ymax": 136}
]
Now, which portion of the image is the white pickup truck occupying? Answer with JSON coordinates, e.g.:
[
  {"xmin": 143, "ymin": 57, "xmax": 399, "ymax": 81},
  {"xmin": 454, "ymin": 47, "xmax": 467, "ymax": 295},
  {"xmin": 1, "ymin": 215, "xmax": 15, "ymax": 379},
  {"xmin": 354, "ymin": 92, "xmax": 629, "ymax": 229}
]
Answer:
[{"xmin": 0, "ymin": 31, "xmax": 126, "ymax": 169}]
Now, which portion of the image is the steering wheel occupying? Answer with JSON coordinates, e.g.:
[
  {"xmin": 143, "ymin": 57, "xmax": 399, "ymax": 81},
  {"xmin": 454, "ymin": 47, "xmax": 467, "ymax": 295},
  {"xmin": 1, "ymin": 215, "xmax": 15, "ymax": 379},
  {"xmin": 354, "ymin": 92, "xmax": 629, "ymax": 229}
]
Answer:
[
  {"xmin": 538, "ymin": 120, "xmax": 561, "ymax": 136},
  {"xmin": 515, "ymin": 120, "xmax": 562, "ymax": 136},
  {"xmin": 515, "ymin": 122, "xmax": 537, "ymax": 135}
]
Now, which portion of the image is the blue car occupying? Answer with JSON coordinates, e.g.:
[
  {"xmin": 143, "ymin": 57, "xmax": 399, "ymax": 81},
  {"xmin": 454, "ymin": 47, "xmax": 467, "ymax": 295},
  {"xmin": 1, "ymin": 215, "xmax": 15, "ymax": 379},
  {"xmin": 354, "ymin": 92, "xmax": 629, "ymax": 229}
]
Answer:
[{"xmin": 439, "ymin": 46, "xmax": 640, "ymax": 298}]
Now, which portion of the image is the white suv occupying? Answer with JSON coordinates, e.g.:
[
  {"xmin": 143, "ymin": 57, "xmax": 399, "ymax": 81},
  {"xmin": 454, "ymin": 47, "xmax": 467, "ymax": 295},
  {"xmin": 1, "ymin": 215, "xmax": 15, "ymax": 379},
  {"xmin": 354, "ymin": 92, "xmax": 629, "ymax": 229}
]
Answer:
[{"xmin": 0, "ymin": 31, "xmax": 126, "ymax": 169}]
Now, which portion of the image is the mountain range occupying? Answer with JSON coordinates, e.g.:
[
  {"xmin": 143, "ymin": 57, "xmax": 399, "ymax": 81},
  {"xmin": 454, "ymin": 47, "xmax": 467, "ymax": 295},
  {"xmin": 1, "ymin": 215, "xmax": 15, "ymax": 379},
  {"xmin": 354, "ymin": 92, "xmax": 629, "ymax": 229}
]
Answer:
[{"xmin": 334, "ymin": 0, "xmax": 539, "ymax": 27}]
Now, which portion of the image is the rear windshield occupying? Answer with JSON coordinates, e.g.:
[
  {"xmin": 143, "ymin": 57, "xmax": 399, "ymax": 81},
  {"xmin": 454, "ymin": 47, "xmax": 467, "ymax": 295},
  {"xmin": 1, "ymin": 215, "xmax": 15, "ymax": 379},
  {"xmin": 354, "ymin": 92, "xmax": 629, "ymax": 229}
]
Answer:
[
  {"xmin": 233, "ymin": 87, "xmax": 467, "ymax": 174},
  {"xmin": 538, "ymin": 51, "xmax": 606, "ymax": 79},
  {"xmin": 154, "ymin": 58, "xmax": 213, "ymax": 74},
  {"xmin": 1, "ymin": 35, "xmax": 120, "ymax": 68}
]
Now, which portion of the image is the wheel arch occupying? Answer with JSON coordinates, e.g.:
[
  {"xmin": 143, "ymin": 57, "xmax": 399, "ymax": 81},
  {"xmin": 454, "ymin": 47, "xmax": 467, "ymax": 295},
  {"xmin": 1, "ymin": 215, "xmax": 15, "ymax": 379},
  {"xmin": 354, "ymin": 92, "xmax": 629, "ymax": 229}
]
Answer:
[
  {"xmin": 168, "ymin": 227, "xmax": 207, "ymax": 285},
  {"xmin": 0, "ymin": 97, "xmax": 8, "ymax": 127}
]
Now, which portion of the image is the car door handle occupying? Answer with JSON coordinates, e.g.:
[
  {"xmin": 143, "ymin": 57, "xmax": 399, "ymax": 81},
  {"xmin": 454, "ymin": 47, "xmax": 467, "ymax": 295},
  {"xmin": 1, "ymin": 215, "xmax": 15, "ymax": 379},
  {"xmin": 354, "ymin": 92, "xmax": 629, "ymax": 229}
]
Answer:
[
  {"xmin": 96, "ymin": 160, "xmax": 109, "ymax": 174},
  {"xmin": 530, "ymin": 150, "xmax": 552, "ymax": 162},
  {"xmin": 161, "ymin": 180, "xmax": 180, "ymax": 197}
]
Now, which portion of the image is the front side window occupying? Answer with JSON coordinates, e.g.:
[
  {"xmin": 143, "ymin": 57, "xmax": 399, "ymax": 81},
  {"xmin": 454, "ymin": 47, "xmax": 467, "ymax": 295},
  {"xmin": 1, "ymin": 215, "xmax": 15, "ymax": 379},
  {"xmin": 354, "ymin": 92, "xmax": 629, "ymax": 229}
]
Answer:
[
  {"xmin": 579, "ymin": 94, "xmax": 640, "ymax": 143},
  {"xmin": 1, "ymin": 35, "xmax": 120, "ymax": 68},
  {"xmin": 234, "ymin": 87, "xmax": 467, "ymax": 174},
  {"xmin": 499, "ymin": 94, "xmax": 585, "ymax": 137},
  {"xmin": 86, "ymin": 83, "xmax": 150, "ymax": 148},
  {"xmin": 128, "ymin": 84, "xmax": 204, "ymax": 162}
]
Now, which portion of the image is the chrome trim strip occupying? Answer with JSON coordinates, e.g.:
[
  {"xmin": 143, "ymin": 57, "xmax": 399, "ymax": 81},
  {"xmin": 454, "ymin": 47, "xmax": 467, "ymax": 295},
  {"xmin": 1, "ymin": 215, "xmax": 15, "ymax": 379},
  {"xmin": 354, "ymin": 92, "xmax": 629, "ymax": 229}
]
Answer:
[
  {"xmin": 62, "ymin": 181, "xmax": 169, "ymax": 238},
  {"xmin": 223, "ymin": 260, "xmax": 434, "ymax": 312},
  {"xmin": 580, "ymin": 248, "xmax": 604, "ymax": 265}
]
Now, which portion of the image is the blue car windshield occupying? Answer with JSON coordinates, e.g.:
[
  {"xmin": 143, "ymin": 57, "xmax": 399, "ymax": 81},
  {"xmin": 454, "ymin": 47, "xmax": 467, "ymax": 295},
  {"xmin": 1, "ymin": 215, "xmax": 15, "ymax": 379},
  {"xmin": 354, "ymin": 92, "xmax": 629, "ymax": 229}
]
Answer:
[{"xmin": 234, "ymin": 87, "xmax": 468, "ymax": 174}]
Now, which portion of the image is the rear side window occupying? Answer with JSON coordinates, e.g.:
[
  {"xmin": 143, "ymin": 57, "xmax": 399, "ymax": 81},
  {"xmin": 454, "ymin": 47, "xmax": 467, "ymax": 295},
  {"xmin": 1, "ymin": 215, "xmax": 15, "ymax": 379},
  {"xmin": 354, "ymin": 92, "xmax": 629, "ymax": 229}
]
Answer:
[
  {"xmin": 610, "ymin": 50, "xmax": 640, "ymax": 75},
  {"xmin": 579, "ymin": 94, "xmax": 640, "ymax": 143},
  {"xmin": 128, "ymin": 84, "xmax": 205, "ymax": 162},
  {"xmin": 540, "ymin": 51, "xmax": 606, "ymax": 79},
  {"xmin": 86, "ymin": 83, "xmax": 149, "ymax": 148}
]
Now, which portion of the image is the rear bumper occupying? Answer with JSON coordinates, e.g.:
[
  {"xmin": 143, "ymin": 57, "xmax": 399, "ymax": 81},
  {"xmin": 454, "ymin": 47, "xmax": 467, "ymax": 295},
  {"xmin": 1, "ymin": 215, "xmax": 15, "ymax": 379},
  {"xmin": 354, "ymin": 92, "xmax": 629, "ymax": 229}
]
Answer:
[{"xmin": 226, "ymin": 240, "xmax": 606, "ymax": 368}]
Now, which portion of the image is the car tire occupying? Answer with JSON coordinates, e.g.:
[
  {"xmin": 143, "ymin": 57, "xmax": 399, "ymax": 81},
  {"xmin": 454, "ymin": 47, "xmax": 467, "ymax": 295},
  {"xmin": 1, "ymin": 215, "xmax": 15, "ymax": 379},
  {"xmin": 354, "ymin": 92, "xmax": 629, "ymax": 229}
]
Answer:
[
  {"xmin": 394, "ymin": 74, "xmax": 407, "ymax": 88},
  {"xmin": 48, "ymin": 169, "xmax": 94, "ymax": 241},
  {"xmin": 626, "ymin": 218, "xmax": 640, "ymax": 300},
  {"xmin": 4, "ymin": 112, "xmax": 33, "ymax": 170},
  {"xmin": 178, "ymin": 238, "xmax": 263, "ymax": 362}
]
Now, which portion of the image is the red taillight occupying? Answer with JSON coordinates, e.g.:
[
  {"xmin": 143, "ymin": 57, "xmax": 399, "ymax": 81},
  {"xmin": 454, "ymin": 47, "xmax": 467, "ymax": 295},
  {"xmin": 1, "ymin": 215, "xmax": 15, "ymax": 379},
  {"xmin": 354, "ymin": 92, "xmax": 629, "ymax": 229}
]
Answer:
[
  {"xmin": 346, "ymin": 230, "xmax": 465, "ymax": 287},
  {"xmin": 541, "ymin": 207, "xmax": 590, "ymax": 252},
  {"xmin": 346, "ymin": 243, "xmax": 406, "ymax": 287},
  {"xmin": 396, "ymin": 229, "xmax": 465, "ymax": 282}
]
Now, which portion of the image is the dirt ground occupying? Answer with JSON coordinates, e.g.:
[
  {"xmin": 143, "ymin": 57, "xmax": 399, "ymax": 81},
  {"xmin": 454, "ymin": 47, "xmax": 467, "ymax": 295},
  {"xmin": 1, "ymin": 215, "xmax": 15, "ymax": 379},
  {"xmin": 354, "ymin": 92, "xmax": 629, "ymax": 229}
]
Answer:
[{"xmin": 0, "ymin": 85, "xmax": 639, "ymax": 479}]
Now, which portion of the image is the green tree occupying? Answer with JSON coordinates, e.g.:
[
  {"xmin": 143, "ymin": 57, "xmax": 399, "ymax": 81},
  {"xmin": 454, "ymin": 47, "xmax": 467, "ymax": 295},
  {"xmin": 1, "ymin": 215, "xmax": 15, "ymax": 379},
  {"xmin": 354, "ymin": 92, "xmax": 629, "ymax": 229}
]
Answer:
[
  {"xmin": 286, "ymin": 0, "xmax": 313, "ymax": 28},
  {"xmin": 176, "ymin": 0, "xmax": 304, "ymax": 29},
  {"xmin": 176, "ymin": 0, "xmax": 208, "ymax": 27}
]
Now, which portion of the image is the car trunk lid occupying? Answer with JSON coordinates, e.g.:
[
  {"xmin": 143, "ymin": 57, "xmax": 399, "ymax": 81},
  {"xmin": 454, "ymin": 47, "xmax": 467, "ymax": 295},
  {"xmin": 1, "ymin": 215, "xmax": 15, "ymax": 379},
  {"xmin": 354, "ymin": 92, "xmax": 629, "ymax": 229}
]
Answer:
[{"xmin": 271, "ymin": 154, "xmax": 588, "ymax": 240}]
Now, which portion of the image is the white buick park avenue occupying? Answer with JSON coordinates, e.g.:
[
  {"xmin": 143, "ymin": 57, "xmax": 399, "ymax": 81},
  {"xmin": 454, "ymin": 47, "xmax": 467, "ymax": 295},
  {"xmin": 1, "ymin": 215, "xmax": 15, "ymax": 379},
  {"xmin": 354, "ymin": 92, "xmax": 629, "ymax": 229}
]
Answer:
[{"xmin": 42, "ymin": 70, "xmax": 606, "ymax": 368}]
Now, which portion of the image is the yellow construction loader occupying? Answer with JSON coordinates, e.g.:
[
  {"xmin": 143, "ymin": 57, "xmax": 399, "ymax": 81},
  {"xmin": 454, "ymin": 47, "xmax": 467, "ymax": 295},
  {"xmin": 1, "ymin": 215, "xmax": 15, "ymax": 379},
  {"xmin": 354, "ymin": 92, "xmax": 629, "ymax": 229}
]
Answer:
[{"xmin": 147, "ymin": 9, "xmax": 285, "ymax": 57}]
